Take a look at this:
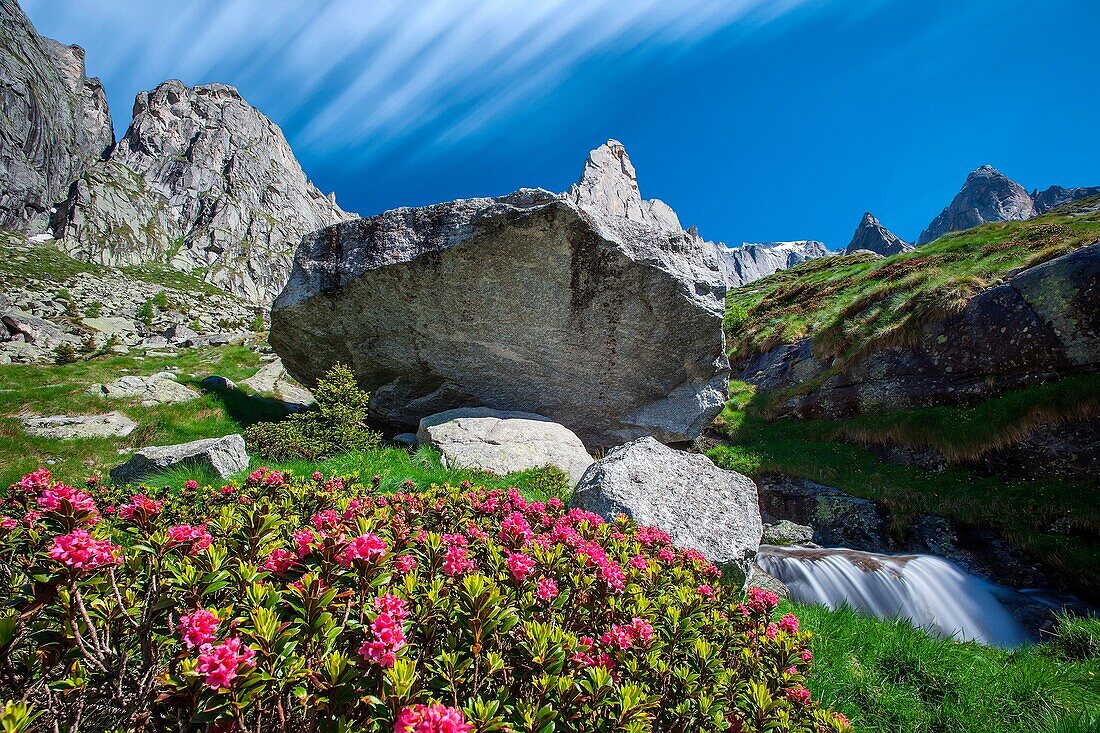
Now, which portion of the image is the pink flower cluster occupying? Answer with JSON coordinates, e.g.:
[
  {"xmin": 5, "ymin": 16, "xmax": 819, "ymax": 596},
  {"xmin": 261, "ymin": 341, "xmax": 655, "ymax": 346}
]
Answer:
[
  {"xmin": 246, "ymin": 468, "xmax": 286, "ymax": 487},
  {"xmin": 118, "ymin": 494, "xmax": 164, "ymax": 522},
  {"xmin": 742, "ymin": 586, "xmax": 780, "ymax": 616},
  {"xmin": 394, "ymin": 703, "xmax": 471, "ymax": 733},
  {"xmin": 18, "ymin": 468, "xmax": 53, "ymax": 494},
  {"xmin": 442, "ymin": 545, "xmax": 476, "ymax": 576},
  {"xmin": 195, "ymin": 637, "xmax": 256, "ymax": 690},
  {"xmin": 178, "ymin": 609, "xmax": 220, "ymax": 649},
  {"xmin": 778, "ymin": 613, "xmax": 799, "ymax": 634},
  {"xmin": 38, "ymin": 484, "xmax": 99, "ymax": 522},
  {"xmin": 263, "ymin": 548, "xmax": 298, "ymax": 574},
  {"xmin": 48, "ymin": 529, "xmax": 120, "ymax": 571},
  {"xmin": 535, "ymin": 577, "xmax": 558, "ymax": 602},
  {"xmin": 339, "ymin": 532, "xmax": 387, "ymax": 567},
  {"xmin": 786, "ymin": 685, "xmax": 811, "ymax": 706},
  {"xmin": 506, "ymin": 552, "xmax": 535, "ymax": 581},
  {"xmin": 166, "ymin": 524, "xmax": 213, "ymax": 554},
  {"xmin": 599, "ymin": 617, "xmax": 654, "ymax": 651},
  {"xmin": 359, "ymin": 594, "xmax": 408, "ymax": 668}
]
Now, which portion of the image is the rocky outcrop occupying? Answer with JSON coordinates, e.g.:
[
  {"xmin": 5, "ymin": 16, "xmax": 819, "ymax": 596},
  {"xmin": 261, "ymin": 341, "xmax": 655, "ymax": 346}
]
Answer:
[
  {"xmin": 716, "ymin": 240, "xmax": 830, "ymax": 288},
  {"xmin": 845, "ymin": 212, "xmax": 911, "ymax": 256},
  {"xmin": 741, "ymin": 242, "xmax": 1100, "ymax": 419},
  {"xmin": 110, "ymin": 434, "xmax": 248, "ymax": 485},
  {"xmin": 52, "ymin": 80, "xmax": 354, "ymax": 304},
  {"xmin": 271, "ymin": 140, "xmax": 729, "ymax": 447},
  {"xmin": 20, "ymin": 412, "xmax": 137, "ymax": 439},
  {"xmin": 571, "ymin": 437, "xmax": 762, "ymax": 582},
  {"xmin": 1032, "ymin": 185, "xmax": 1100, "ymax": 214},
  {"xmin": 416, "ymin": 408, "xmax": 594, "ymax": 485},
  {"xmin": 88, "ymin": 374, "xmax": 200, "ymax": 407},
  {"xmin": 0, "ymin": 0, "xmax": 112, "ymax": 231},
  {"xmin": 240, "ymin": 358, "xmax": 315, "ymax": 409}
]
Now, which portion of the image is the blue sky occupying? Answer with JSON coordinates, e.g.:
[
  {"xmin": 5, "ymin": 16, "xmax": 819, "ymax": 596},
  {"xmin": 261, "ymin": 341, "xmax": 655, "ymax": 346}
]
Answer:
[{"xmin": 23, "ymin": 0, "xmax": 1100, "ymax": 249}]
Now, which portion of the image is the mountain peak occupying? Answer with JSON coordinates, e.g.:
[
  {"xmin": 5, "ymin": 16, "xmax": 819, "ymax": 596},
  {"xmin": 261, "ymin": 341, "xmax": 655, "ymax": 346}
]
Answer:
[
  {"xmin": 846, "ymin": 212, "xmax": 910, "ymax": 256},
  {"xmin": 918, "ymin": 166, "xmax": 1035, "ymax": 244}
]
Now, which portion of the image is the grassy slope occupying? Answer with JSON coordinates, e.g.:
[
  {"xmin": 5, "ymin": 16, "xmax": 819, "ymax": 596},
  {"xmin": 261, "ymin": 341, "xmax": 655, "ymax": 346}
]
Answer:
[
  {"xmin": 0, "ymin": 345, "xmax": 570, "ymax": 500},
  {"xmin": 795, "ymin": 602, "xmax": 1100, "ymax": 733},
  {"xmin": 707, "ymin": 382, "xmax": 1100, "ymax": 599},
  {"xmin": 725, "ymin": 210, "xmax": 1100, "ymax": 363}
]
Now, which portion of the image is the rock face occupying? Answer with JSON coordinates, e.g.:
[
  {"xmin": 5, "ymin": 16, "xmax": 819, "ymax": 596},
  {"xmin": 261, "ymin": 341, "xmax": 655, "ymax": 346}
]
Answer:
[
  {"xmin": 416, "ymin": 408, "xmax": 594, "ymax": 485},
  {"xmin": 0, "ymin": 0, "xmax": 112, "ymax": 231},
  {"xmin": 51, "ymin": 80, "xmax": 354, "ymax": 303},
  {"xmin": 716, "ymin": 241, "xmax": 830, "ymax": 288},
  {"xmin": 845, "ymin": 212, "xmax": 911, "ymax": 256},
  {"xmin": 918, "ymin": 165, "xmax": 1037, "ymax": 244},
  {"xmin": 740, "ymin": 242, "xmax": 1100, "ymax": 419},
  {"xmin": 571, "ymin": 437, "xmax": 762, "ymax": 581},
  {"xmin": 271, "ymin": 140, "xmax": 729, "ymax": 447},
  {"xmin": 88, "ymin": 374, "xmax": 200, "ymax": 407},
  {"xmin": 20, "ymin": 412, "xmax": 137, "ymax": 439},
  {"xmin": 241, "ymin": 358, "xmax": 314, "ymax": 409},
  {"xmin": 110, "ymin": 434, "xmax": 248, "ymax": 485}
]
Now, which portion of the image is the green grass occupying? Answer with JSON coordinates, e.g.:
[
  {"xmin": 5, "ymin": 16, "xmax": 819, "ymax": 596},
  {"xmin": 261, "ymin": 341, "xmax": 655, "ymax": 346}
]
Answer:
[
  {"xmin": 707, "ymin": 383, "xmax": 1100, "ymax": 600},
  {"xmin": 793, "ymin": 602, "xmax": 1100, "ymax": 733},
  {"xmin": 139, "ymin": 444, "xmax": 573, "ymax": 503},
  {"xmin": 726, "ymin": 211, "xmax": 1100, "ymax": 363},
  {"xmin": 0, "ymin": 345, "xmax": 283, "ymax": 486}
]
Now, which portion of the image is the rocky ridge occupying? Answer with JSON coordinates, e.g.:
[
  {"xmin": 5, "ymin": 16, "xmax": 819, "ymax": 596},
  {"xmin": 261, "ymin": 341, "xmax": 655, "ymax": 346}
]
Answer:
[
  {"xmin": 271, "ymin": 140, "xmax": 729, "ymax": 447},
  {"xmin": 845, "ymin": 212, "xmax": 911, "ymax": 256},
  {"xmin": 716, "ymin": 240, "xmax": 831, "ymax": 288}
]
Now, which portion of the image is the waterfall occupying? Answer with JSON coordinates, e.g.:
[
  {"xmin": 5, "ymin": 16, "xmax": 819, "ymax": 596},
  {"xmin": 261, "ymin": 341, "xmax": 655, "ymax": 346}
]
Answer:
[{"xmin": 756, "ymin": 545, "xmax": 1029, "ymax": 647}]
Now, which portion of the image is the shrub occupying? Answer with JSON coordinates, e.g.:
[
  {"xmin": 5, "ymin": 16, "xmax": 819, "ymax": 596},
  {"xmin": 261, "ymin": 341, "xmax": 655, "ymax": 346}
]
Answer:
[
  {"xmin": 152, "ymin": 290, "xmax": 169, "ymax": 310},
  {"xmin": 79, "ymin": 334, "xmax": 98, "ymax": 355},
  {"xmin": 0, "ymin": 468, "xmax": 848, "ymax": 732},
  {"xmin": 250, "ymin": 312, "xmax": 266, "ymax": 332},
  {"xmin": 53, "ymin": 342, "xmax": 77, "ymax": 364},
  {"xmin": 84, "ymin": 301, "xmax": 103, "ymax": 318},
  {"xmin": 246, "ymin": 363, "xmax": 380, "ymax": 460},
  {"xmin": 137, "ymin": 298, "xmax": 155, "ymax": 326}
]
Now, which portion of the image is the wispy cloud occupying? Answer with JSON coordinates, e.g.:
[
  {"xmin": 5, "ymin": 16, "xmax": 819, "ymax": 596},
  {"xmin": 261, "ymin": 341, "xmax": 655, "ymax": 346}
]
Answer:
[{"xmin": 23, "ymin": 0, "xmax": 814, "ymax": 165}]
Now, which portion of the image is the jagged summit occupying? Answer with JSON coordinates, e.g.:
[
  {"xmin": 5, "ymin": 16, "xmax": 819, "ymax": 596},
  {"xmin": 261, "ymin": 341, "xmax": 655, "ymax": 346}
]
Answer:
[
  {"xmin": 52, "ymin": 78, "xmax": 355, "ymax": 304},
  {"xmin": 567, "ymin": 140, "xmax": 683, "ymax": 235},
  {"xmin": 846, "ymin": 212, "xmax": 911, "ymax": 256}
]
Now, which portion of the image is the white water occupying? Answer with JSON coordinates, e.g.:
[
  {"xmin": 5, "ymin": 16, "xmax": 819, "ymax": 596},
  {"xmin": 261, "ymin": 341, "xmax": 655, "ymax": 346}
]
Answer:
[{"xmin": 756, "ymin": 545, "xmax": 1029, "ymax": 647}]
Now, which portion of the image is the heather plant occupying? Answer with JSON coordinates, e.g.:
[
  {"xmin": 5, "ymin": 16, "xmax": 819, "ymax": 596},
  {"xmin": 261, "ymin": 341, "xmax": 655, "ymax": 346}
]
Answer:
[
  {"xmin": 246, "ymin": 363, "xmax": 381, "ymax": 460},
  {"xmin": 0, "ymin": 467, "xmax": 847, "ymax": 732}
]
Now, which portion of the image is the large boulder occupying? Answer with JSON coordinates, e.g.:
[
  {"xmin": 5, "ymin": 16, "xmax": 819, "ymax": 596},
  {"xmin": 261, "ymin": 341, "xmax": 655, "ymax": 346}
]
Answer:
[
  {"xmin": 571, "ymin": 437, "xmax": 762, "ymax": 581},
  {"xmin": 110, "ymin": 434, "xmax": 248, "ymax": 485},
  {"xmin": 417, "ymin": 408, "xmax": 594, "ymax": 485},
  {"xmin": 271, "ymin": 140, "xmax": 729, "ymax": 447}
]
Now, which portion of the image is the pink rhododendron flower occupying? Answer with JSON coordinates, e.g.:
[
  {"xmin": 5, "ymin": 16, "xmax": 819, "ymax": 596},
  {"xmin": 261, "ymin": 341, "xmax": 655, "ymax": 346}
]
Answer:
[
  {"xmin": 697, "ymin": 584, "xmax": 716, "ymax": 599},
  {"xmin": 166, "ymin": 524, "xmax": 213, "ymax": 554},
  {"xmin": 629, "ymin": 554, "xmax": 649, "ymax": 570},
  {"xmin": 312, "ymin": 471, "xmax": 323, "ymax": 481},
  {"xmin": 262, "ymin": 548, "xmax": 297, "ymax": 573},
  {"xmin": 506, "ymin": 552, "xmax": 535, "ymax": 581},
  {"xmin": 339, "ymin": 532, "xmax": 387, "ymax": 566},
  {"xmin": 311, "ymin": 510, "xmax": 341, "ymax": 530},
  {"xmin": 195, "ymin": 637, "xmax": 255, "ymax": 690},
  {"xmin": 48, "ymin": 530, "xmax": 120, "ymax": 571},
  {"xmin": 38, "ymin": 484, "xmax": 98, "ymax": 521},
  {"xmin": 765, "ymin": 623, "xmax": 778, "ymax": 640},
  {"xmin": 801, "ymin": 649, "xmax": 813, "ymax": 662},
  {"xmin": 744, "ymin": 587, "xmax": 780, "ymax": 614},
  {"xmin": 498, "ymin": 511, "xmax": 534, "ymax": 547},
  {"xmin": 358, "ymin": 594, "xmax": 408, "ymax": 668},
  {"xmin": 18, "ymin": 468, "xmax": 53, "ymax": 494},
  {"xmin": 178, "ymin": 609, "xmax": 219, "ymax": 649},
  {"xmin": 778, "ymin": 613, "xmax": 799, "ymax": 634},
  {"xmin": 22, "ymin": 511, "xmax": 41, "ymax": 526},
  {"xmin": 118, "ymin": 494, "xmax": 163, "ymax": 521},
  {"xmin": 184, "ymin": 480, "xmax": 199, "ymax": 490},
  {"xmin": 220, "ymin": 485, "xmax": 235, "ymax": 495},
  {"xmin": 833, "ymin": 712, "xmax": 850, "ymax": 727},
  {"xmin": 536, "ymin": 577, "xmax": 559, "ymax": 602},
  {"xmin": 393, "ymin": 703, "xmax": 471, "ymax": 733},
  {"xmin": 786, "ymin": 685, "xmax": 811, "ymax": 705},
  {"xmin": 294, "ymin": 528, "xmax": 318, "ymax": 557},
  {"xmin": 394, "ymin": 554, "xmax": 417, "ymax": 574},
  {"xmin": 0, "ymin": 517, "xmax": 16, "ymax": 531},
  {"xmin": 442, "ymin": 545, "xmax": 475, "ymax": 576}
]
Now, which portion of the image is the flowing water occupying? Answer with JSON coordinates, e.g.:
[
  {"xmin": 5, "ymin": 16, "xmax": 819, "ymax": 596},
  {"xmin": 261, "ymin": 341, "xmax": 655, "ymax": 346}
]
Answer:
[{"xmin": 756, "ymin": 544, "xmax": 1030, "ymax": 647}]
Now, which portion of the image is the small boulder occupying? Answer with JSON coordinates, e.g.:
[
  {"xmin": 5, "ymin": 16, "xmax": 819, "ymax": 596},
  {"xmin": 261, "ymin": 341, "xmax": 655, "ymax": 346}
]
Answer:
[
  {"xmin": 762, "ymin": 520, "xmax": 815, "ymax": 546},
  {"xmin": 21, "ymin": 412, "xmax": 137, "ymax": 439},
  {"xmin": 571, "ymin": 437, "xmax": 762, "ymax": 582},
  {"xmin": 417, "ymin": 408, "xmax": 594, "ymax": 485},
  {"xmin": 242, "ymin": 358, "xmax": 314, "ymax": 409},
  {"xmin": 164, "ymin": 323, "xmax": 198, "ymax": 344},
  {"xmin": 88, "ymin": 374, "xmax": 200, "ymax": 406},
  {"xmin": 110, "ymin": 434, "xmax": 248, "ymax": 485}
]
